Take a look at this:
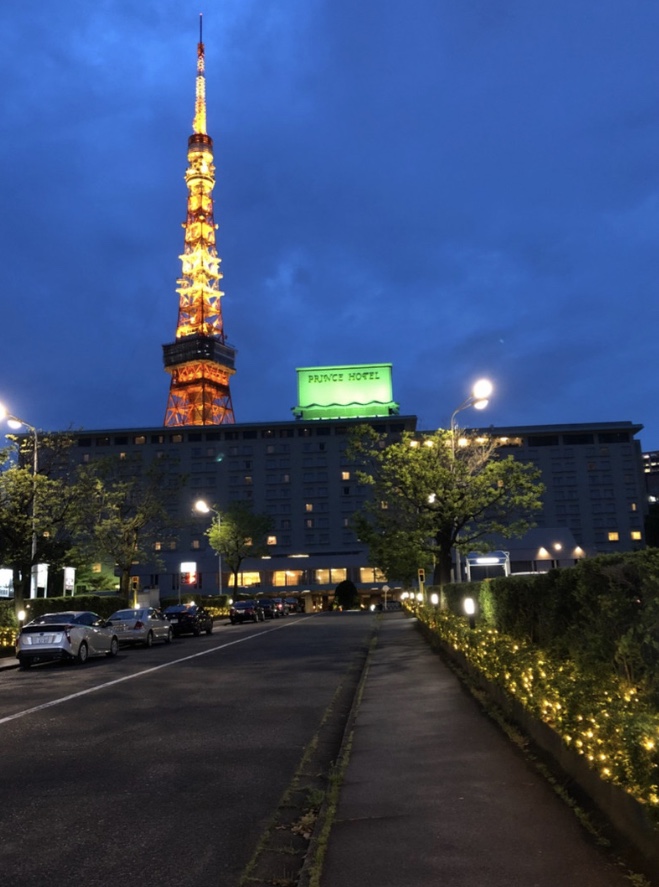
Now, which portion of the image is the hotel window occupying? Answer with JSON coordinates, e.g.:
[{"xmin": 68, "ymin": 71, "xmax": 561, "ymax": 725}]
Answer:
[
  {"xmin": 267, "ymin": 535, "xmax": 277, "ymax": 545},
  {"xmin": 191, "ymin": 539, "xmax": 201, "ymax": 550},
  {"xmin": 154, "ymin": 542, "xmax": 163, "ymax": 552},
  {"xmin": 305, "ymin": 503, "xmax": 313, "ymax": 512},
  {"xmin": 172, "ymin": 434, "xmax": 183, "ymax": 444},
  {"xmin": 631, "ymin": 531, "xmax": 642, "ymax": 541},
  {"xmin": 244, "ymin": 476, "xmax": 253, "ymax": 485},
  {"xmin": 92, "ymin": 563, "xmax": 102, "ymax": 573},
  {"xmin": 630, "ymin": 502, "xmax": 638, "ymax": 511},
  {"xmin": 305, "ymin": 518, "xmax": 314, "ymax": 528},
  {"xmin": 119, "ymin": 452, "xmax": 127, "ymax": 461},
  {"xmin": 341, "ymin": 470, "xmax": 350, "ymax": 480},
  {"xmin": 134, "ymin": 435, "xmax": 146, "ymax": 445},
  {"xmin": 607, "ymin": 531, "xmax": 619, "ymax": 542}
]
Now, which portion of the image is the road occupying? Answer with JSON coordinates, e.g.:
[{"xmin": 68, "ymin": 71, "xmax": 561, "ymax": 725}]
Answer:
[{"xmin": 0, "ymin": 612, "xmax": 374, "ymax": 887}]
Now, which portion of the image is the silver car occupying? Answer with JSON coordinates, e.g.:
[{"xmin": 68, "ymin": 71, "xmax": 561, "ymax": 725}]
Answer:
[
  {"xmin": 107, "ymin": 607, "xmax": 173, "ymax": 647},
  {"xmin": 16, "ymin": 611, "xmax": 120, "ymax": 669}
]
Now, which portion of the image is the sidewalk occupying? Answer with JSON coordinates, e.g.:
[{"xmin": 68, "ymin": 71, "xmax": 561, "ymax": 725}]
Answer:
[{"xmin": 319, "ymin": 612, "xmax": 643, "ymax": 887}]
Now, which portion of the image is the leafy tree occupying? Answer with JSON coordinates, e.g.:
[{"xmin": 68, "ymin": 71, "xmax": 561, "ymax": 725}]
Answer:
[
  {"xmin": 0, "ymin": 434, "xmax": 83, "ymax": 614},
  {"xmin": 349, "ymin": 425, "xmax": 544, "ymax": 586},
  {"xmin": 70, "ymin": 459, "xmax": 180, "ymax": 601},
  {"xmin": 205, "ymin": 503, "xmax": 273, "ymax": 594},
  {"xmin": 334, "ymin": 579, "xmax": 360, "ymax": 610}
]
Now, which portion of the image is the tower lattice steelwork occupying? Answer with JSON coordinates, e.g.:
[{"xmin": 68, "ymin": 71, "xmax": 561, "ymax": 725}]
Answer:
[{"xmin": 163, "ymin": 17, "xmax": 236, "ymax": 426}]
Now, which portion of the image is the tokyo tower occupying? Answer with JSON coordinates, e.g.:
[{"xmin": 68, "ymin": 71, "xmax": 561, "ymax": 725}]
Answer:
[{"xmin": 163, "ymin": 16, "xmax": 236, "ymax": 426}]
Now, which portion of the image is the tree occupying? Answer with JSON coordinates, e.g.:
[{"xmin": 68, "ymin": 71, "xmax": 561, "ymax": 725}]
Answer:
[
  {"xmin": 334, "ymin": 579, "xmax": 360, "ymax": 610},
  {"xmin": 205, "ymin": 503, "xmax": 273, "ymax": 593},
  {"xmin": 349, "ymin": 425, "xmax": 545, "ymax": 586},
  {"xmin": 70, "ymin": 459, "xmax": 180, "ymax": 601},
  {"xmin": 0, "ymin": 434, "xmax": 83, "ymax": 614}
]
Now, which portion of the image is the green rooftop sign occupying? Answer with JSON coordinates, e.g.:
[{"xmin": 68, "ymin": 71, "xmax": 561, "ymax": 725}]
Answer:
[{"xmin": 293, "ymin": 363, "xmax": 399, "ymax": 420}]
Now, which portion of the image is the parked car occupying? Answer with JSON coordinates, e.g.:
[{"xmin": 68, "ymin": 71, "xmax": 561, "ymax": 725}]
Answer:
[
  {"xmin": 272, "ymin": 597, "xmax": 287, "ymax": 617},
  {"xmin": 284, "ymin": 597, "xmax": 300, "ymax": 614},
  {"xmin": 162, "ymin": 604, "xmax": 214, "ymax": 637},
  {"xmin": 259, "ymin": 599, "xmax": 277, "ymax": 619},
  {"xmin": 16, "ymin": 611, "xmax": 119, "ymax": 669},
  {"xmin": 230, "ymin": 600, "xmax": 264, "ymax": 624},
  {"xmin": 106, "ymin": 607, "xmax": 173, "ymax": 647}
]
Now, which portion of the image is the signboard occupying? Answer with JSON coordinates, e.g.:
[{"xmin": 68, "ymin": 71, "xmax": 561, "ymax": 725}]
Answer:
[{"xmin": 293, "ymin": 364, "xmax": 399, "ymax": 420}]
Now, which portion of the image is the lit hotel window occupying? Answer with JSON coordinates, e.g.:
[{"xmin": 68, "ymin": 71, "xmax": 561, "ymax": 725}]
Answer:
[
  {"xmin": 267, "ymin": 535, "xmax": 277, "ymax": 545},
  {"xmin": 341, "ymin": 471, "xmax": 350, "ymax": 480},
  {"xmin": 608, "ymin": 531, "xmax": 619, "ymax": 542},
  {"xmin": 305, "ymin": 503, "xmax": 313, "ymax": 512},
  {"xmin": 631, "ymin": 531, "xmax": 642, "ymax": 541}
]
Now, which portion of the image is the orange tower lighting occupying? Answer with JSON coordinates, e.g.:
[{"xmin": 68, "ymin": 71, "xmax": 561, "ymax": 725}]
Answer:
[{"xmin": 163, "ymin": 15, "xmax": 236, "ymax": 426}]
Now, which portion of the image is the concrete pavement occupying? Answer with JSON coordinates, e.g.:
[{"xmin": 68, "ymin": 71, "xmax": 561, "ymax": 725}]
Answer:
[{"xmin": 318, "ymin": 611, "xmax": 648, "ymax": 887}]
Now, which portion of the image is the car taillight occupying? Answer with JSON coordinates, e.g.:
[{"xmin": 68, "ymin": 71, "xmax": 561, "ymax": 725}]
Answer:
[{"xmin": 134, "ymin": 621, "xmax": 145, "ymax": 630}]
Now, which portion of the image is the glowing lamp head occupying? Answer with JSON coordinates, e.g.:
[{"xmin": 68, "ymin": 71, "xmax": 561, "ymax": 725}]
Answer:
[
  {"xmin": 195, "ymin": 499, "xmax": 210, "ymax": 514},
  {"xmin": 472, "ymin": 379, "xmax": 493, "ymax": 400}
]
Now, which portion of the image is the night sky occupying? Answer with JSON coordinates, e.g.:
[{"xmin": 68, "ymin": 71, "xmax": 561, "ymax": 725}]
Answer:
[{"xmin": 2, "ymin": 2, "xmax": 659, "ymax": 447}]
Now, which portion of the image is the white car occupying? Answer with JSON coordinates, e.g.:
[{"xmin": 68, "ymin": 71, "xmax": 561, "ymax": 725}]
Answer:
[
  {"xmin": 16, "ymin": 611, "xmax": 119, "ymax": 669},
  {"xmin": 106, "ymin": 607, "xmax": 173, "ymax": 647}
]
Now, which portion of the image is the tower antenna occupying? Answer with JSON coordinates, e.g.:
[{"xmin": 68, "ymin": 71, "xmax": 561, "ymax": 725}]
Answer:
[{"xmin": 162, "ymin": 19, "xmax": 237, "ymax": 426}]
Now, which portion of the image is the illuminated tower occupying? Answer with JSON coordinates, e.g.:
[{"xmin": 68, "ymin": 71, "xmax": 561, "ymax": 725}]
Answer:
[{"xmin": 163, "ymin": 17, "xmax": 236, "ymax": 426}]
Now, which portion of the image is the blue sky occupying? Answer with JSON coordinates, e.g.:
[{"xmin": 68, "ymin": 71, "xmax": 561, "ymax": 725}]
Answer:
[{"xmin": 2, "ymin": 1, "xmax": 659, "ymax": 447}]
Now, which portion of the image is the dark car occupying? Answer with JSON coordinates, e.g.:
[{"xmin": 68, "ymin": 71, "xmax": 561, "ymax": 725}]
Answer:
[
  {"xmin": 272, "ymin": 597, "xmax": 287, "ymax": 617},
  {"xmin": 284, "ymin": 597, "xmax": 299, "ymax": 614},
  {"xmin": 259, "ymin": 599, "xmax": 277, "ymax": 619},
  {"xmin": 230, "ymin": 600, "xmax": 264, "ymax": 624},
  {"xmin": 162, "ymin": 604, "xmax": 214, "ymax": 637}
]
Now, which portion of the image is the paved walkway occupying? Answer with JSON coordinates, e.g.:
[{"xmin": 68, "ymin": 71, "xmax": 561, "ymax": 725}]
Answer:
[{"xmin": 319, "ymin": 612, "xmax": 644, "ymax": 887}]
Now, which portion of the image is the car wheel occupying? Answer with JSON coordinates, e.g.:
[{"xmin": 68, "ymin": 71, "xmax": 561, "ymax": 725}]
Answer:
[
  {"xmin": 107, "ymin": 636, "xmax": 119, "ymax": 657},
  {"xmin": 19, "ymin": 659, "xmax": 31, "ymax": 670},
  {"xmin": 206, "ymin": 623, "xmax": 213, "ymax": 635},
  {"xmin": 230, "ymin": 618, "xmax": 236, "ymax": 625},
  {"xmin": 145, "ymin": 630, "xmax": 154, "ymax": 648},
  {"xmin": 193, "ymin": 626, "xmax": 201, "ymax": 636},
  {"xmin": 77, "ymin": 641, "xmax": 89, "ymax": 665},
  {"xmin": 165, "ymin": 628, "xmax": 173, "ymax": 644}
]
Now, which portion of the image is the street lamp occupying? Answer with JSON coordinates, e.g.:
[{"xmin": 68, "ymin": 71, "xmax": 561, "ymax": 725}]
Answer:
[
  {"xmin": 450, "ymin": 378, "xmax": 493, "ymax": 441},
  {"xmin": 0, "ymin": 403, "xmax": 39, "ymax": 599},
  {"xmin": 195, "ymin": 499, "xmax": 222, "ymax": 595},
  {"xmin": 448, "ymin": 380, "xmax": 494, "ymax": 582}
]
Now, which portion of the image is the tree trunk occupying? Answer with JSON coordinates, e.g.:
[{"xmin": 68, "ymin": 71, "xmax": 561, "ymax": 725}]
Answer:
[
  {"xmin": 13, "ymin": 566, "xmax": 28, "ymax": 618},
  {"xmin": 433, "ymin": 547, "xmax": 453, "ymax": 587}
]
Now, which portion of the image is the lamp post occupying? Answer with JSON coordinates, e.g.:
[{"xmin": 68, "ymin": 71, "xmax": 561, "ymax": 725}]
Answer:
[
  {"xmin": 195, "ymin": 499, "xmax": 222, "ymax": 595},
  {"xmin": 448, "ymin": 379, "xmax": 493, "ymax": 582},
  {"xmin": 0, "ymin": 403, "xmax": 39, "ymax": 599}
]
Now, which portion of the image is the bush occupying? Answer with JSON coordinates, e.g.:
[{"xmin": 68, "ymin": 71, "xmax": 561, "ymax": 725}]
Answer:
[{"xmin": 334, "ymin": 579, "xmax": 360, "ymax": 610}]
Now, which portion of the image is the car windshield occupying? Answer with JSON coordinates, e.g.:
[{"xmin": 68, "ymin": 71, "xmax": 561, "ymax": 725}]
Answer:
[
  {"xmin": 109, "ymin": 610, "xmax": 142, "ymax": 620},
  {"xmin": 33, "ymin": 613, "xmax": 77, "ymax": 625},
  {"xmin": 234, "ymin": 602, "xmax": 252, "ymax": 609}
]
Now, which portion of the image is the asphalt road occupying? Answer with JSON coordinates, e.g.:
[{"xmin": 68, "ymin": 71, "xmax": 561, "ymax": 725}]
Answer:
[{"xmin": 0, "ymin": 612, "xmax": 373, "ymax": 887}]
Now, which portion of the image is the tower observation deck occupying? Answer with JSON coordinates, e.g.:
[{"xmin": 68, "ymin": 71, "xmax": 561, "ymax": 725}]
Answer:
[{"xmin": 163, "ymin": 17, "xmax": 236, "ymax": 426}]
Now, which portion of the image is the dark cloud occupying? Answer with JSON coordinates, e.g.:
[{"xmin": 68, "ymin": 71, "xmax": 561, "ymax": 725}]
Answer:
[{"xmin": 1, "ymin": 0, "xmax": 659, "ymax": 448}]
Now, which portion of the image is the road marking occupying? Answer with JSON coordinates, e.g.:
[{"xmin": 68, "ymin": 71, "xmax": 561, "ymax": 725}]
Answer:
[{"xmin": 0, "ymin": 619, "xmax": 306, "ymax": 727}]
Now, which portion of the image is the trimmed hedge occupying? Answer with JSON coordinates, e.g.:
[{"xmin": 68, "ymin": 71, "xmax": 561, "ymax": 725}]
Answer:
[{"xmin": 431, "ymin": 549, "xmax": 659, "ymax": 706}]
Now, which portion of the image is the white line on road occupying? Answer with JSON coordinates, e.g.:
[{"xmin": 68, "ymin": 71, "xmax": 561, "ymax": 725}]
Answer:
[{"xmin": 0, "ymin": 619, "xmax": 306, "ymax": 727}]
